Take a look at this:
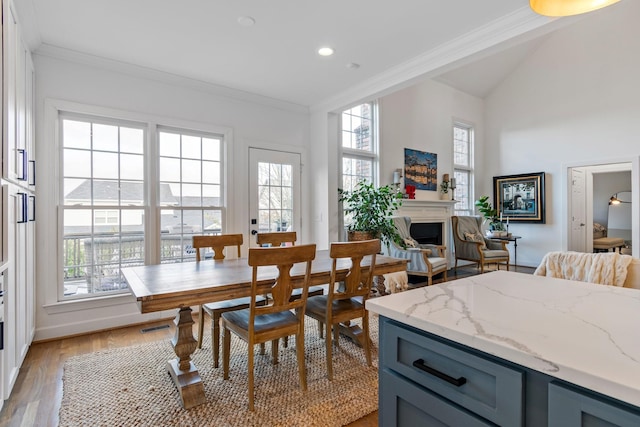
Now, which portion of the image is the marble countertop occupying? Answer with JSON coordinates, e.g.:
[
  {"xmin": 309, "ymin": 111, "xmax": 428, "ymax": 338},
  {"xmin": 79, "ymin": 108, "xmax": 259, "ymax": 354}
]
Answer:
[{"xmin": 366, "ymin": 270, "xmax": 640, "ymax": 407}]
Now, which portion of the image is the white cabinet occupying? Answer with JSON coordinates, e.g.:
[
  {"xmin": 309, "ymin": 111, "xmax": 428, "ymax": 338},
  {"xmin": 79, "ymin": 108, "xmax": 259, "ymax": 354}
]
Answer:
[{"xmin": 0, "ymin": 0, "xmax": 36, "ymax": 409}]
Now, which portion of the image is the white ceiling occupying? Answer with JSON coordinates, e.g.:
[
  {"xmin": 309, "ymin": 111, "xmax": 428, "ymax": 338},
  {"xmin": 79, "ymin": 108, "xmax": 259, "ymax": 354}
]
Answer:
[{"xmin": 18, "ymin": 0, "xmax": 559, "ymax": 107}]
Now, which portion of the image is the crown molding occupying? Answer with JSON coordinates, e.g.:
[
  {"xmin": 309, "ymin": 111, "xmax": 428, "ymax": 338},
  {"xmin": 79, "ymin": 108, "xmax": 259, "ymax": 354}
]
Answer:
[
  {"xmin": 311, "ymin": 7, "xmax": 556, "ymax": 114},
  {"xmin": 34, "ymin": 44, "xmax": 310, "ymax": 115}
]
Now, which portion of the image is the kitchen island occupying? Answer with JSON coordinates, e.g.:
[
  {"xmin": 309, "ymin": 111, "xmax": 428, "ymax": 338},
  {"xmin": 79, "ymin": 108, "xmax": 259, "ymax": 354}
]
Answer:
[{"xmin": 367, "ymin": 270, "xmax": 640, "ymax": 426}]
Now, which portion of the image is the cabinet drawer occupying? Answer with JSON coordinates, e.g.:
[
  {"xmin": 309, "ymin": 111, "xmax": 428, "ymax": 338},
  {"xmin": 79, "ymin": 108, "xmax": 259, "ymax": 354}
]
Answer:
[
  {"xmin": 548, "ymin": 382, "xmax": 640, "ymax": 427},
  {"xmin": 381, "ymin": 319, "xmax": 523, "ymax": 426},
  {"xmin": 380, "ymin": 369, "xmax": 492, "ymax": 427}
]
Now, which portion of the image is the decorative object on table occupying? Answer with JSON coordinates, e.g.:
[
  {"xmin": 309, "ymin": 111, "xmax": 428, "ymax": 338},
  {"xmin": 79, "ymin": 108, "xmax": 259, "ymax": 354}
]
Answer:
[
  {"xmin": 530, "ymin": 0, "xmax": 621, "ymax": 17},
  {"xmin": 338, "ymin": 181, "xmax": 404, "ymax": 246},
  {"xmin": 439, "ymin": 173, "xmax": 452, "ymax": 200},
  {"xmin": 449, "ymin": 176, "xmax": 456, "ymax": 199},
  {"xmin": 493, "ymin": 172, "xmax": 546, "ymax": 223},
  {"xmin": 474, "ymin": 195, "xmax": 506, "ymax": 234},
  {"xmin": 404, "ymin": 184, "xmax": 416, "ymax": 199},
  {"xmin": 404, "ymin": 148, "xmax": 437, "ymax": 191}
]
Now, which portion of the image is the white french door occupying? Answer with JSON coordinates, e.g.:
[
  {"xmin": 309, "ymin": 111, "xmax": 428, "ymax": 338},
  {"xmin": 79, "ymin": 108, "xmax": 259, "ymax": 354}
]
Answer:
[{"xmin": 248, "ymin": 148, "xmax": 301, "ymax": 245}]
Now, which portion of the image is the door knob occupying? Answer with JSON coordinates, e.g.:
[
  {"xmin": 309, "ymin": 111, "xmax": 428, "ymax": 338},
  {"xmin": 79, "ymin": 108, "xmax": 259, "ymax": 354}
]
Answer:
[{"xmin": 251, "ymin": 229, "xmax": 258, "ymax": 235}]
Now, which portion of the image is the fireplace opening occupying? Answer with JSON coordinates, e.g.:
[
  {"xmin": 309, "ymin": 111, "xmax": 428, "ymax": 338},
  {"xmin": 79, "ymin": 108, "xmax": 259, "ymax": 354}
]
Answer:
[{"xmin": 410, "ymin": 222, "xmax": 443, "ymax": 245}]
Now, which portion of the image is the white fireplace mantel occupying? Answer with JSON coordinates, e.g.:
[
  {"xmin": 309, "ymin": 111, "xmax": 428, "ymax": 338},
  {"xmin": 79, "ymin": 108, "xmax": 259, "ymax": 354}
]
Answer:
[{"xmin": 395, "ymin": 199, "xmax": 458, "ymax": 267}]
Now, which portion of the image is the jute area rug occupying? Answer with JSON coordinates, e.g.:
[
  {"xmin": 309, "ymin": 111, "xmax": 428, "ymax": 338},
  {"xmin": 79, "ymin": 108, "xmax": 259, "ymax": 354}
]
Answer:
[{"xmin": 59, "ymin": 317, "xmax": 379, "ymax": 426}]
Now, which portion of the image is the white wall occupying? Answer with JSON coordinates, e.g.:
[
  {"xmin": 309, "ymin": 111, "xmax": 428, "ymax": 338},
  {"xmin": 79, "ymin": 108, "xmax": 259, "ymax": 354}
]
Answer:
[
  {"xmin": 484, "ymin": 1, "xmax": 640, "ymax": 266},
  {"xmin": 378, "ymin": 79, "xmax": 485, "ymax": 197},
  {"xmin": 311, "ymin": 79, "xmax": 485, "ymax": 248},
  {"xmin": 34, "ymin": 54, "xmax": 310, "ymax": 340}
]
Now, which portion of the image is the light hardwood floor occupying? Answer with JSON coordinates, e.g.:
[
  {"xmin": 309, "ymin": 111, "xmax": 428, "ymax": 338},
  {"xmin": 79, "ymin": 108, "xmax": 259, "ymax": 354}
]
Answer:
[{"xmin": 0, "ymin": 264, "xmax": 533, "ymax": 427}]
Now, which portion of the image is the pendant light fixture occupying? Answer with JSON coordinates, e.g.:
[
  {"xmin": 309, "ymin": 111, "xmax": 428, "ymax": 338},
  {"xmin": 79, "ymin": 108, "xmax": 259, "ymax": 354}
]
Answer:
[{"xmin": 530, "ymin": 0, "xmax": 621, "ymax": 17}]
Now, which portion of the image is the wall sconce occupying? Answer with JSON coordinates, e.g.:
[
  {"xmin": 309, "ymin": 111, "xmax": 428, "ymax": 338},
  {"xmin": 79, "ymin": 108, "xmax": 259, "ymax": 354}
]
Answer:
[
  {"xmin": 530, "ymin": 0, "xmax": 621, "ymax": 17},
  {"xmin": 393, "ymin": 169, "xmax": 403, "ymax": 185}
]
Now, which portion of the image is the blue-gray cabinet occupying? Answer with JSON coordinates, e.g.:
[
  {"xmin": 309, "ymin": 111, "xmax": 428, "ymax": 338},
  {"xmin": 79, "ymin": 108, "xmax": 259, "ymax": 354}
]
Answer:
[{"xmin": 378, "ymin": 316, "xmax": 640, "ymax": 426}]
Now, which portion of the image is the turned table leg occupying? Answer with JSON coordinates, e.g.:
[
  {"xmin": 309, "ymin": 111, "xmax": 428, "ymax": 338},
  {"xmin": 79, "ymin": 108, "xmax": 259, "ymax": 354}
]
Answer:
[{"xmin": 167, "ymin": 307, "xmax": 206, "ymax": 409}]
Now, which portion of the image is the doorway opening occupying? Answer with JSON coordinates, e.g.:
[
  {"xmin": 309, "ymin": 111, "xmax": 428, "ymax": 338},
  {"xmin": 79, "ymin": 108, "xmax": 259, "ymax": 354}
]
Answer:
[{"xmin": 567, "ymin": 160, "xmax": 638, "ymax": 257}]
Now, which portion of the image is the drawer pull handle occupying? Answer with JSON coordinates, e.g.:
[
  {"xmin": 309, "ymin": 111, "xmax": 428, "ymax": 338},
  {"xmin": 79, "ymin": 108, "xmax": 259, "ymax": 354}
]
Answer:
[{"xmin": 412, "ymin": 359, "xmax": 467, "ymax": 387}]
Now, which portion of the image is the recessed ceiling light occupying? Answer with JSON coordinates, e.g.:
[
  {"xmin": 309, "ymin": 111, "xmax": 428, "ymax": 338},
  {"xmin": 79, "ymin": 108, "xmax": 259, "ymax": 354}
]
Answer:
[
  {"xmin": 318, "ymin": 47, "xmax": 334, "ymax": 57},
  {"xmin": 346, "ymin": 63, "xmax": 360, "ymax": 70},
  {"xmin": 237, "ymin": 16, "xmax": 256, "ymax": 27}
]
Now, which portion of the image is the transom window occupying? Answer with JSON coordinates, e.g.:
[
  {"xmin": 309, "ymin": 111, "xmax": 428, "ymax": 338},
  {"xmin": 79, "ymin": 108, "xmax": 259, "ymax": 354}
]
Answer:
[{"xmin": 340, "ymin": 103, "xmax": 376, "ymax": 193}]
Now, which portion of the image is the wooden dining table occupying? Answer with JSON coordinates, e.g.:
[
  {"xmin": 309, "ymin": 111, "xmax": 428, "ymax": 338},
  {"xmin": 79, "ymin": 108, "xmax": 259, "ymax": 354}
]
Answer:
[{"xmin": 122, "ymin": 249, "xmax": 408, "ymax": 409}]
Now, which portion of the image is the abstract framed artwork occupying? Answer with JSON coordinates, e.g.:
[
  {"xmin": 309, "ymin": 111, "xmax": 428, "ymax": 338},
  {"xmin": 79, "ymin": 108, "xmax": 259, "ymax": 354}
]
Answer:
[
  {"xmin": 404, "ymin": 148, "xmax": 437, "ymax": 191},
  {"xmin": 493, "ymin": 172, "xmax": 546, "ymax": 223}
]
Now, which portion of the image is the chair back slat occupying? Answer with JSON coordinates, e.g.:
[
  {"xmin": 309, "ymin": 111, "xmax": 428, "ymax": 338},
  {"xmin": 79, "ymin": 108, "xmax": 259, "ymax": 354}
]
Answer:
[
  {"xmin": 328, "ymin": 239, "xmax": 380, "ymax": 301},
  {"xmin": 248, "ymin": 244, "xmax": 316, "ymax": 319},
  {"xmin": 192, "ymin": 234, "xmax": 242, "ymax": 261},
  {"xmin": 256, "ymin": 231, "xmax": 297, "ymax": 247}
]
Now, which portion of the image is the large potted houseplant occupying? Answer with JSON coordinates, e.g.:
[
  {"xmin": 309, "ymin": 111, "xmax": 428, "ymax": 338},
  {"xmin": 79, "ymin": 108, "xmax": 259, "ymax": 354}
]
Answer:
[
  {"xmin": 474, "ymin": 195, "xmax": 505, "ymax": 232},
  {"xmin": 338, "ymin": 181, "xmax": 404, "ymax": 247}
]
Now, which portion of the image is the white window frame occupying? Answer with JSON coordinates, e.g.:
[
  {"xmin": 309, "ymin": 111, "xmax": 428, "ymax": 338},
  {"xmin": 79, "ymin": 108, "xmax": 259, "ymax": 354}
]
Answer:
[
  {"xmin": 338, "ymin": 102, "xmax": 379, "ymax": 240},
  {"xmin": 51, "ymin": 101, "xmax": 230, "ymax": 304},
  {"xmin": 452, "ymin": 121, "xmax": 475, "ymax": 216}
]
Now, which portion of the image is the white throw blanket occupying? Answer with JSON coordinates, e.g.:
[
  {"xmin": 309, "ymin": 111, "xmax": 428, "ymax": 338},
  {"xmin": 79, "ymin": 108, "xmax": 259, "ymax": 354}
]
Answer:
[
  {"xmin": 383, "ymin": 271, "xmax": 409, "ymax": 293},
  {"xmin": 534, "ymin": 251, "xmax": 633, "ymax": 286}
]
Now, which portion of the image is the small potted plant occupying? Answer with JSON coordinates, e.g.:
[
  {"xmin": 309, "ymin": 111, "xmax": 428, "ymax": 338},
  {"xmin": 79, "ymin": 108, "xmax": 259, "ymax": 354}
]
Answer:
[
  {"xmin": 338, "ymin": 181, "xmax": 404, "ymax": 248},
  {"xmin": 474, "ymin": 195, "xmax": 506, "ymax": 235}
]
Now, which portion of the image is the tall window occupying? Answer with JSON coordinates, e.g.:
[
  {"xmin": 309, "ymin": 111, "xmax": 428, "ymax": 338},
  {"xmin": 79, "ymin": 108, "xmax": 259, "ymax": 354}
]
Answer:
[
  {"xmin": 340, "ymin": 102, "xmax": 378, "ymax": 232},
  {"xmin": 158, "ymin": 128, "xmax": 223, "ymax": 263},
  {"xmin": 453, "ymin": 122, "xmax": 474, "ymax": 216},
  {"xmin": 61, "ymin": 114, "xmax": 225, "ymax": 299},
  {"xmin": 62, "ymin": 115, "xmax": 145, "ymax": 297}
]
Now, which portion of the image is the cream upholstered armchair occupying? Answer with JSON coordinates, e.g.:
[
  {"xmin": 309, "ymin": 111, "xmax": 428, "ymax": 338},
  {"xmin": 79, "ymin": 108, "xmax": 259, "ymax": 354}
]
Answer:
[
  {"xmin": 382, "ymin": 216, "xmax": 448, "ymax": 286},
  {"xmin": 451, "ymin": 216, "xmax": 510, "ymax": 273}
]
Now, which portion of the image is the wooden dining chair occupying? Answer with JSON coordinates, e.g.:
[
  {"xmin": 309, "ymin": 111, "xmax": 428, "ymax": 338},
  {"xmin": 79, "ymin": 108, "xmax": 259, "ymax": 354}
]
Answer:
[
  {"xmin": 255, "ymin": 231, "xmax": 298, "ymax": 247},
  {"xmin": 221, "ymin": 244, "xmax": 317, "ymax": 410},
  {"xmin": 256, "ymin": 231, "xmax": 325, "ymax": 341},
  {"xmin": 305, "ymin": 239, "xmax": 379, "ymax": 381},
  {"xmin": 194, "ymin": 234, "xmax": 267, "ymax": 368}
]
